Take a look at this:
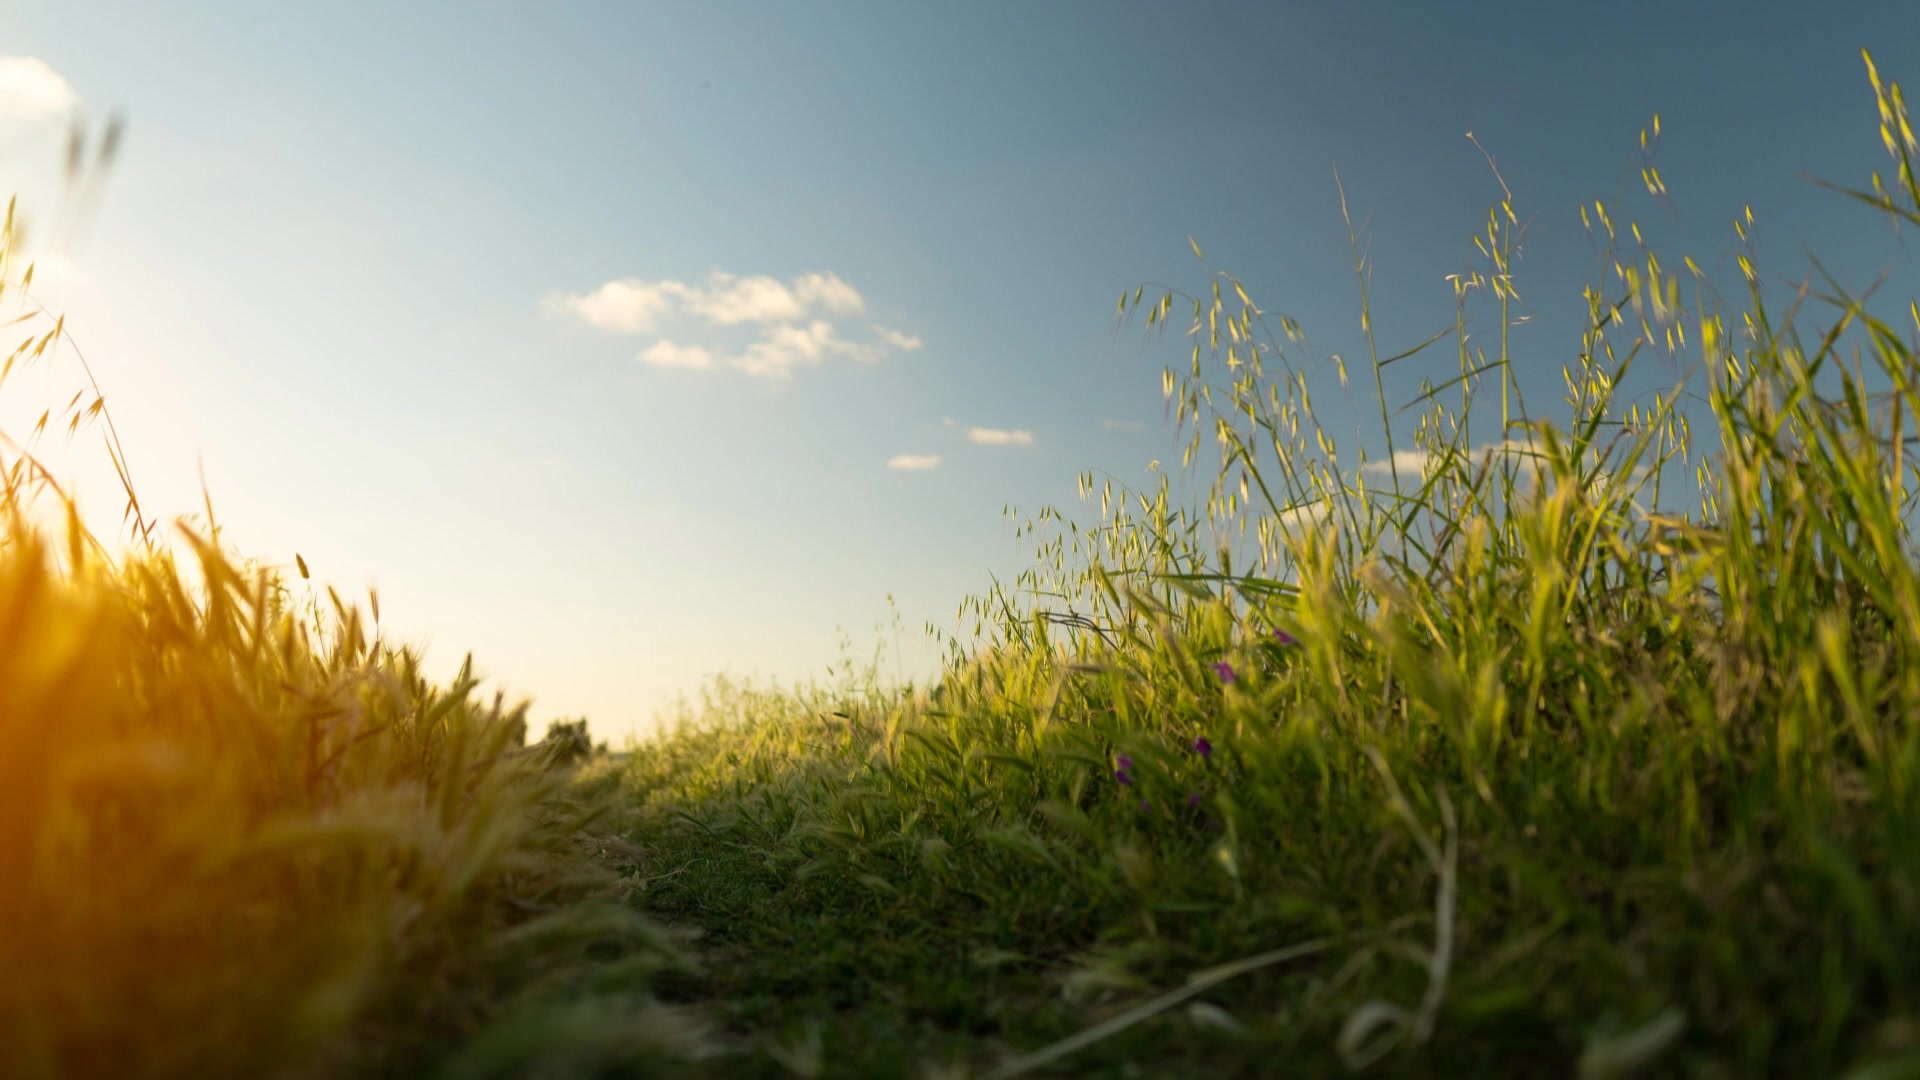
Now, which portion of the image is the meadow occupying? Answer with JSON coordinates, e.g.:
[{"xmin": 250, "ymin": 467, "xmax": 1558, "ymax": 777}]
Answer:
[{"xmin": 7, "ymin": 50, "xmax": 1920, "ymax": 1079}]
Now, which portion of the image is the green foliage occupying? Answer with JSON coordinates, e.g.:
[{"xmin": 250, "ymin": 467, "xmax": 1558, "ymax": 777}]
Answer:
[{"xmin": 619, "ymin": 51, "xmax": 1920, "ymax": 1078}]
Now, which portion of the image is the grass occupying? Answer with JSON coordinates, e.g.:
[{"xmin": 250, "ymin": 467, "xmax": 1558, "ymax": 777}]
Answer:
[
  {"xmin": 611, "ymin": 52, "xmax": 1920, "ymax": 1077},
  {"xmin": 8, "ymin": 48, "xmax": 1920, "ymax": 1080},
  {"xmin": 0, "ymin": 165, "xmax": 708, "ymax": 1074}
]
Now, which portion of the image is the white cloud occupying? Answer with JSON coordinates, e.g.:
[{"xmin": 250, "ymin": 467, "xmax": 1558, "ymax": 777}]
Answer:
[
  {"xmin": 968, "ymin": 427, "xmax": 1033, "ymax": 446},
  {"xmin": 793, "ymin": 272, "xmax": 865, "ymax": 315},
  {"xmin": 0, "ymin": 57, "xmax": 76, "ymax": 120},
  {"xmin": 549, "ymin": 270, "xmax": 866, "ymax": 333},
  {"xmin": 1351, "ymin": 437, "xmax": 1656, "ymax": 500},
  {"xmin": 552, "ymin": 269, "xmax": 909, "ymax": 380},
  {"xmin": 638, "ymin": 340, "xmax": 715, "ymax": 369},
  {"xmin": 549, "ymin": 278, "xmax": 687, "ymax": 333},
  {"xmin": 1272, "ymin": 499, "xmax": 1337, "ymax": 546},
  {"xmin": 887, "ymin": 454, "xmax": 942, "ymax": 471},
  {"xmin": 622, "ymin": 319, "xmax": 897, "ymax": 380},
  {"xmin": 1359, "ymin": 449, "xmax": 1444, "ymax": 477},
  {"xmin": 1358, "ymin": 439, "xmax": 1556, "ymax": 481},
  {"xmin": 873, "ymin": 325, "xmax": 923, "ymax": 351},
  {"xmin": 736, "ymin": 319, "xmax": 869, "ymax": 378},
  {"xmin": 693, "ymin": 272, "xmax": 808, "ymax": 325}
]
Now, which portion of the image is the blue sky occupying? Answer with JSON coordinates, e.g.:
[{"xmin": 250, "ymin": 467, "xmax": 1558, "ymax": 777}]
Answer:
[{"xmin": 4, "ymin": 1, "xmax": 1917, "ymax": 741}]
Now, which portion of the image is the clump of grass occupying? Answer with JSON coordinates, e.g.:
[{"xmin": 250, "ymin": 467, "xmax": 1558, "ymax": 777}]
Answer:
[
  {"xmin": 0, "ymin": 186, "xmax": 702, "ymax": 1075},
  {"xmin": 623, "ymin": 52, "xmax": 1920, "ymax": 1077}
]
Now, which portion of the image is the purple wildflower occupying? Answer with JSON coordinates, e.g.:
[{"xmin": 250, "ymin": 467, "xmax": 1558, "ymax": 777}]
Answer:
[
  {"xmin": 1193, "ymin": 736, "xmax": 1213, "ymax": 758},
  {"xmin": 1273, "ymin": 628, "xmax": 1299, "ymax": 646},
  {"xmin": 1188, "ymin": 792, "xmax": 1203, "ymax": 807},
  {"xmin": 1212, "ymin": 661, "xmax": 1237, "ymax": 683},
  {"xmin": 1115, "ymin": 769, "xmax": 1134, "ymax": 786},
  {"xmin": 1114, "ymin": 754, "xmax": 1134, "ymax": 786},
  {"xmin": 1140, "ymin": 798, "xmax": 1152, "ymax": 812}
]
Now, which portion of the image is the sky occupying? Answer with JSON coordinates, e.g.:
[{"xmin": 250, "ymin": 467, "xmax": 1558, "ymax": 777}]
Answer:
[{"xmin": 3, "ymin": 1, "xmax": 1917, "ymax": 742}]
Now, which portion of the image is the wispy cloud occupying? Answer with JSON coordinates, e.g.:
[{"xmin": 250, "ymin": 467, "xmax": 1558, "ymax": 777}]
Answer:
[
  {"xmin": 967, "ymin": 427, "xmax": 1033, "ymax": 446},
  {"xmin": 638, "ymin": 340, "xmax": 716, "ymax": 369},
  {"xmin": 1354, "ymin": 437, "xmax": 1655, "ymax": 497},
  {"xmin": 873, "ymin": 325, "xmax": 923, "ymax": 351},
  {"xmin": 553, "ymin": 279, "xmax": 685, "ymax": 333},
  {"xmin": 699, "ymin": 271, "xmax": 863, "ymax": 325},
  {"xmin": 547, "ymin": 270, "xmax": 864, "ymax": 333},
  {"xmin": 550, "ymin": 269, "xmax": 914, "ymax": 379},
  {"xmin": 737, "ymin": 319, "xmax": 878, "ymax": 377},
  {"xmin": 887, "ymin": 454, "xmax": 943, "ymax": 471},
  {"xmin": 1099, "ymin": 418, "xmax": 1145, "ymax": 433},
  {"xmin": 791, "ymin": 272, "xmax": 864, "ymax": 316},
  {"xmin": 634, "ymin": 320, "xmax": 880, "ymax": 378},
  {"xmin": 0, "ymin": 57, "xmax": 76, "ymax": 120},
  {"xmin": 1358, "ymin": 439, "xmax": 1548, "ymax": 480},
  {"xmin": 1266, "ymin": 498, "xmax": 1340, "ymax": 552},
  {"xmin": 1358, "ymin": 449, "xmax": 1443, "ymax": 477}
]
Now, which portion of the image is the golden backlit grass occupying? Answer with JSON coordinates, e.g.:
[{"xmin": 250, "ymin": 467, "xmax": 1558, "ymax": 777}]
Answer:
[
  {"xmin": 0, "ymin": 187, "xmax": 702, "ymax": 1077},
  {"xmin": 0, "ymin": 514, "xmax": 704, "ymax": 1078}
]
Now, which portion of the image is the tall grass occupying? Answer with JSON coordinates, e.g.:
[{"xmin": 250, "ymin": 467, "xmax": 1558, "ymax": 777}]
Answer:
[
  {"xmin": 9, "ymin": 46, "xmax": 1920, "ymax": 1080},
  {"xmin": 622, "ymin": 52, "xmax": 1920, "ymax": 1077},
  {"xmin": 0, "ymin": 168, "xmax": 703, "ymax": 1074}
]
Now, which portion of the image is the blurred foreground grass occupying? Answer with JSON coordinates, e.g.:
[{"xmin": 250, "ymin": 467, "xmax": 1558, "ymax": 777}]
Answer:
[
  {"xmin": 11, "ymin": 48, "xmax": 1920, "ymax": 1080},
  {"xmin": 0, "ymin": 188, "xmax": 706, "ymax": 1079}
]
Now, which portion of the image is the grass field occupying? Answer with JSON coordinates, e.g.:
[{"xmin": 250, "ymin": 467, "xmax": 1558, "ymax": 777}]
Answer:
[{"xmin": 7, "ymin": 50, "xmax": 1920, "ymax": 1079}]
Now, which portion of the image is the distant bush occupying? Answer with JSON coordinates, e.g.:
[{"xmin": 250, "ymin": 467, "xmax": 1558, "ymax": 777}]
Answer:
[{"xmin": 539, "ymin": 717, "xmax": 604, "ymax": 768}]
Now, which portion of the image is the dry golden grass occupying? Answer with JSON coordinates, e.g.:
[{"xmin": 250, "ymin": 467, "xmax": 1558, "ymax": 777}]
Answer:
[{"xmin": 0, "ymin": 165, "xmax": 700, "ymax": 1078}]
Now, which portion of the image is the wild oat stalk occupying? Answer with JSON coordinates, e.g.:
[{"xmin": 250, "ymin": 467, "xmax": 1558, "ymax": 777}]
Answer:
[{"xmin": 624, "ymin": 51, "xmax": 1920, "ymax": 1079}]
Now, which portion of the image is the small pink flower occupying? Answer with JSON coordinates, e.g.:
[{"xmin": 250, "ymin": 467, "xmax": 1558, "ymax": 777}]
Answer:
[{"xmin": 1212, "ymin": 661, "xmax": 1237, "ymax": 683}]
